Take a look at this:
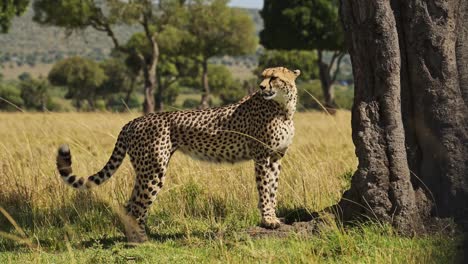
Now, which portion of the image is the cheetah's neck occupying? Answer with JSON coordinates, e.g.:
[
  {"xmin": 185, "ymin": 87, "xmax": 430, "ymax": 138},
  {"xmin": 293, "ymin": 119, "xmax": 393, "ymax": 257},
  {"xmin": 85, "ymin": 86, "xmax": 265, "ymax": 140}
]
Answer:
[{"xmin": 272, "ymin": 86, "xmax": 297, "ymax": 120}]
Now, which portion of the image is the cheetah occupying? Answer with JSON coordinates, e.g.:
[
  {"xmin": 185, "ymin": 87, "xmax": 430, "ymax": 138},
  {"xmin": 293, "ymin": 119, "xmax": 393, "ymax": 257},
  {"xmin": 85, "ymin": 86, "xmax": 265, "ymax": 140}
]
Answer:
[{"xmin": 56, "ymin": 67, "xmax": 301, "ymax": 243}]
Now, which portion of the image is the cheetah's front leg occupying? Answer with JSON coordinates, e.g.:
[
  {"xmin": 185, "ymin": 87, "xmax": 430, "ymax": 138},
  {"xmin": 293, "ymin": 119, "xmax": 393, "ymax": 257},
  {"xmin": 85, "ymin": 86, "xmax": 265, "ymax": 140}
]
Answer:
[{"xmin": 254, "ymin": 157, "xmax": 281, "ymax": 229}]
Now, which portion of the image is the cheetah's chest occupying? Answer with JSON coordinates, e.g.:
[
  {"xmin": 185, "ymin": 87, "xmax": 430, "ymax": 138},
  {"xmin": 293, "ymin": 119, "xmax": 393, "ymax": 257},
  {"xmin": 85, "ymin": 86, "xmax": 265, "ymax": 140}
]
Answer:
[{"xmin": 268, "ymin": 120, "xmax": 295, "ymax": 153}]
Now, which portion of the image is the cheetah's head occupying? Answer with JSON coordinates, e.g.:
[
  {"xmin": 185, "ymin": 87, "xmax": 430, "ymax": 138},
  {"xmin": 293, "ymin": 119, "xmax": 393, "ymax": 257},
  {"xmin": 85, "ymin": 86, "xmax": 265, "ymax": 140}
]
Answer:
[{"xmin": 259, "ymin": 67, "xmax": 300, "ymax": 102}]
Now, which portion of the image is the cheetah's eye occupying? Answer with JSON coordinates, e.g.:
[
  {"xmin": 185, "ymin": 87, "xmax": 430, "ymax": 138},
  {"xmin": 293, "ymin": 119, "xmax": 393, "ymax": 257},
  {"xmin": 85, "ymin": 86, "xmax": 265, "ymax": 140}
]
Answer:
[{"xmin": 270, "ymin": 76, "xmax": 278, "ymax": 81}]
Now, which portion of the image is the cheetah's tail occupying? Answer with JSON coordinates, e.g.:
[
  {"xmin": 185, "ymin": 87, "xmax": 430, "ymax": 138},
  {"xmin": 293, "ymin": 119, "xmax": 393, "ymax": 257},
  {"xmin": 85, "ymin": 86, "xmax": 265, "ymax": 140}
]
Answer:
[{"xmin": 56, "ymin": 130, "xmax": 127, "ymax": 190}]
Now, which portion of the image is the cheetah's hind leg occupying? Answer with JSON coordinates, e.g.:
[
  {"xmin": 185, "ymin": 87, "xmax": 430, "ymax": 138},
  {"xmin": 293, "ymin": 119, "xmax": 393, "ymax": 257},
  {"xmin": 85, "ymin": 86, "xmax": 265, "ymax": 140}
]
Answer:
[{"xmin": 123, "ymin": 149, "xmax": 171, "ymax": 243}]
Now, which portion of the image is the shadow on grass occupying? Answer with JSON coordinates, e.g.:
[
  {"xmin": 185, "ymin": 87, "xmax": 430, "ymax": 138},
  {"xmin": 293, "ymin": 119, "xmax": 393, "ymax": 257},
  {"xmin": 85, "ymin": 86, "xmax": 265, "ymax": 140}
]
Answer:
[
  {"xmin": 0, "ymin": 191, "xmax": 123, "ymax": 251},
  {"xmin": 0, "ymin": 190, "xmax": 222, "ymax": 251},
  {"xmin": 277, "ymin": 207, "xmax": 319, "ymax": 224}
]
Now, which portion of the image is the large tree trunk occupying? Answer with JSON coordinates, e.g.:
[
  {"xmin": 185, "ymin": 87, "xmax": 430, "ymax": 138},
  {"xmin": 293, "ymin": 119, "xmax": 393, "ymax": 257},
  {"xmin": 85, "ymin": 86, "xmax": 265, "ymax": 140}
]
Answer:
[
  {"xmin": 199, "ymin": 59, "xmax": 210, "ymax": 109},
  {"xmin": 142, "ymin": 27, "xmax": 159, "ymax": 114},
  {"xmin": 337, "ymin": 0, "xmax": 468, "ymax": 234}
]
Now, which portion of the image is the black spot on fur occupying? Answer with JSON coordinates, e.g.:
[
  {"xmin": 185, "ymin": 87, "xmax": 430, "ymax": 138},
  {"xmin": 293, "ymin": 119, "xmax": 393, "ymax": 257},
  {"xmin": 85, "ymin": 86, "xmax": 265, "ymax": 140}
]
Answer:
[
  {"xmin": 59, "ymin": 168, "xmax": 69, "ymax": 177},
  {"xmin": 68, "ymin": 176, "xmax": 76, "ymax": 184}
]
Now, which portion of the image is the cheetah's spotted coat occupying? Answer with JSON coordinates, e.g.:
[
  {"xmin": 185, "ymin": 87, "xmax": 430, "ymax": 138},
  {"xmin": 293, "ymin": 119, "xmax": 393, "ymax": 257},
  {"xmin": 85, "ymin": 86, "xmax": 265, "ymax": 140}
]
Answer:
[{"xmin": 56, "ymin": 67, "xmax": 301, "ymax": 243}]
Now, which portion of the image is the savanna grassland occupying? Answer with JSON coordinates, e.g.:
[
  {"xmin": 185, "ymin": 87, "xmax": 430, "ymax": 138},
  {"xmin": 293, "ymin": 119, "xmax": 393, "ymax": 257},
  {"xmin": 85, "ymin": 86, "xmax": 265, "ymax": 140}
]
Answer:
[{"xmin": 0, "ymin": 111, "xmax": 460, "ymax": 263}]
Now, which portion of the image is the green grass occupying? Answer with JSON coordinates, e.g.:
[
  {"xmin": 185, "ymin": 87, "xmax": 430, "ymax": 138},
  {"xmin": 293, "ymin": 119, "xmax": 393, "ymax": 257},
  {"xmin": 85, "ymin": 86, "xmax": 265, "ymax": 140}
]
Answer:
[
  {"xmin": 0, "ymin": 111, "xmax": 461, "ymax": 263},
  {"xmin": 0, "ymin": 223, "xmax": 459, "ymax": 263}
]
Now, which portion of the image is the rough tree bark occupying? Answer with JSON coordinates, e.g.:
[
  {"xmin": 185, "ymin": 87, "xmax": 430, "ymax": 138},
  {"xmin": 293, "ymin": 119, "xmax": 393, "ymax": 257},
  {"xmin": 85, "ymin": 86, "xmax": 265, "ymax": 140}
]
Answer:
[
  {"xmin": 336, "ymin": 0, "xmax": 468, "ymax": 234},
  {"xmin": 141, "ymin": 16, "xmax": 159, "ymax": 114}
]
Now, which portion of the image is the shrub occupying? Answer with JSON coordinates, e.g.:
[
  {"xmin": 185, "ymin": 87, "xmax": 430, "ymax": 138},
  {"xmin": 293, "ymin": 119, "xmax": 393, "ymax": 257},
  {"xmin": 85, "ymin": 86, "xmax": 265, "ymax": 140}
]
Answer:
[
  {"xmin": 182, "ymin": 98, "xmax": 199, "ymax": 109},
  {"xmin": 0, "ymin": 83, "xmax": 24, "ymax": 111},
  {"xmin": 297, "ymin": 81, "xmax": 354, "ymax": 111}
]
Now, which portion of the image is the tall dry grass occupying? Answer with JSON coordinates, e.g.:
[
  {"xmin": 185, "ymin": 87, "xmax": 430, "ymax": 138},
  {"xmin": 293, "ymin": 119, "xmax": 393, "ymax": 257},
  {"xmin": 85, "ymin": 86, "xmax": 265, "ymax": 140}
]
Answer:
[{"xmin": 0, "ymin": 111, "xmax": 355, "ymax": 245}]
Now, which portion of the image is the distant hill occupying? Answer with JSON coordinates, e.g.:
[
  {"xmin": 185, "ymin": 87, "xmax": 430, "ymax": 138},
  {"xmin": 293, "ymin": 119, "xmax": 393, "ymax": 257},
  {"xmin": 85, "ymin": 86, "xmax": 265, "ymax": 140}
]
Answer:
[{"xmin": 0, "ymin": 6, "xmax": 262, "ymax": 80}]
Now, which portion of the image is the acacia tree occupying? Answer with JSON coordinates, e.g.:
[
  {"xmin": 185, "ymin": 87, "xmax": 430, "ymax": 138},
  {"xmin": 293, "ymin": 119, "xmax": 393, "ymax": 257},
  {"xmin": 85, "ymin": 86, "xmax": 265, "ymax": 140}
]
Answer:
[
  {"xmin": 334, "ymin": 0, "xmax": 468, "ymax": 234},
  {"xmin": 33, "ymin": 0, "xmax": 182, "ymax": 113},
  {"xmin": 260, "ymin": 0, "xmax": 344, "ymax": 109},
  {"xmin": 184, "ymin": 0, "xmax": 257, "ymax": 108},
  {"xmin": 123, "ymin": 24, "xmax": 196, "ymax": 111},
  {"xmin": 99, "ymin": 58, "xmax": 138, "ymax": 108},
  {"xmin": 0, "ymin": 0, "xmax": 29, "ymax": 33},
  {"xmin": 19, "ymin": 77, "xmax": 51, "ymax": 111},
  {"xmin": 49, "ymin": 57, "xmax": 106, "ymax": 111}
]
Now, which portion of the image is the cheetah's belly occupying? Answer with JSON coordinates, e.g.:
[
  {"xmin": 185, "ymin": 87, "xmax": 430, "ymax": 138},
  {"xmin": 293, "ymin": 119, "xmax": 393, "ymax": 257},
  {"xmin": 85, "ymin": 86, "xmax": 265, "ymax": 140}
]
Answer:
[
  {"xmin": 271, "ymin": 124, "xmax": 295, "ymax": 153},
  {"xmin": 177, "ymin": 132, "xmax": 252, "ymax": 163}
]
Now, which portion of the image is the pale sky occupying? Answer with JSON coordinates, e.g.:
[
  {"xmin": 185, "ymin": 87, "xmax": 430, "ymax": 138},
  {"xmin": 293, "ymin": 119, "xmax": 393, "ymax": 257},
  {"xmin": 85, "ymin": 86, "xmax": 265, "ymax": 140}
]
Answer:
[{"xmin": 228, "ymin": 0, "xmax": 263, "ymax": 9}]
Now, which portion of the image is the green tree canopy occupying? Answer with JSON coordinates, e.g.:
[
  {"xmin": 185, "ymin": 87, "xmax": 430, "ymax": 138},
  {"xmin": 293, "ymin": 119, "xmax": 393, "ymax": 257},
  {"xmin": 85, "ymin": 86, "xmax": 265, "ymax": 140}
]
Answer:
[
  {"xmin": 257, "ymin": 50, "xmax": 318, "ymax": 81},
  {"xmin": 122, "ymin": 24, "xmax": 197, "ymax": 111},
  {"xmin": 260, "ymin": 0, "xmax": 343, "ymax": 51},
  {"xmin": 33, "ymin": 0, "xmax": 186, "ymax": 113},
  {"xmin": 207, "ymin": 64, "xmax": 245, "ymax": 105},
  {"xmin": 48, "ymin": 56, "xmax": 106, "ymax": 110},
  {"xmin": 184, "ymin": 0, "xmax": 257, "ymax": 108},
  {"xmin": 99, "ymin": 57, "xmax": 138, "ymax": 109},
  {"xmin": 19, "ymin": 77, "xmax": 51, "ymax": 111},
  {"xmin": 0, "ymin": 0, "xmax": 29, "ymax": 33},
  {"xmin": 260, "ymin": 0, "xmax": 345, "ymax": 109},
  {"xmin": 0, "ymin": 83, "xmax": 23, "ymax": 111}
]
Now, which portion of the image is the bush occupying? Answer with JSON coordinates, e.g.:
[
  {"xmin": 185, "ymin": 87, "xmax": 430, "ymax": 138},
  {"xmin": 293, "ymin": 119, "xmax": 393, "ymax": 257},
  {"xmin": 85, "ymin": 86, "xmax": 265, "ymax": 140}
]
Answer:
[
  {"xmin": 0, "ymin": 83, "xmax": 24, "ymax": 111},
  {"xmin": 162, "ymin": 84, "xmax": 180, "ymax": 106},
  {"xmin": 297, "ymin": 81, "xmax": 323, "ymax": 111},
  {"xmin": 95, "ymin": 99, "xmax": 106, "ymax": 111},
  {"xmin": 46, "ymin": 98, "xmax": 75, "ymax": 112},
  {"xmin": 19, "ymin": 78, "xmax": 51, "ymax": 111},
  {"xmin": 257, "ymin": 50, "xmax": 318, "ymax": 81},
  {"xmin": 182, "ymin": 98, "xmax": 199, "ymax": 109},
  {"xmin": 208, "ymin": 64, "xmax": 246, "ymax": 105},
  {"xmin": 335, "ymin": 85, "xmax": 354, "ymax": 110},
  {"xmin": 219, "ymin": 84, "xmax": 246, "ymax": 105},
  {"xmin": 105, "ymin": 94, "xmax": 141, "ymax": 112},
  {"xmin": 297, "ymin": 81, "xmax": 354, "ymax": 111}
]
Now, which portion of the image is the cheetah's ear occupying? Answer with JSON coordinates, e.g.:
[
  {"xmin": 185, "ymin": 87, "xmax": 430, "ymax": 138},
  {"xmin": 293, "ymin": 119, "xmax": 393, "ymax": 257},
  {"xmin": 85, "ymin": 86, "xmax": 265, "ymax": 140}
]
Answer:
[{"xmin": 293, "ymin": 69, "xmax": 301, "ymax": 77}]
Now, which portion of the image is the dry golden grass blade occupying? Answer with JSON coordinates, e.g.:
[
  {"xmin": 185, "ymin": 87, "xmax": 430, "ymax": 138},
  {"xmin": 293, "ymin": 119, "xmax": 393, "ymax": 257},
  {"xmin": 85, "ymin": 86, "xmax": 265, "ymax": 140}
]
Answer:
[
  {"xmin": 0, "ymin": 207, "xmax": 27, "ymax": 238},
  {"xmin": 0, "ymin": 231, "xmax": 38, "ymax": 251}
]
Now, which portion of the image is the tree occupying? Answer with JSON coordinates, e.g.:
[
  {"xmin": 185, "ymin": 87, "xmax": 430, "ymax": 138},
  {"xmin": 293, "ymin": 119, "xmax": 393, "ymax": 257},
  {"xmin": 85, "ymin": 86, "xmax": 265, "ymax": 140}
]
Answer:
[
  {"xmin": 184, "ymin": 0, "xmax": 257, "ymax": 108},
  {"xmin": 33, "ymin": 0, "xmax": 184, "ymax": 113},
  {"xmin": 123, "ymin": 24, "xmax": 196, "ymax": 111},
  {"xmin": 207, "ymin": 64, "xmax": 244, "ymax": 105},
  {"xmin": 257, "ymin": 49, "xmax": 318, "ymax": 82},
  {"xmin": 260, "ymin": 0, "xmax": 344, "ymax": 109},
  {"xmin": 49, "ymin": 57, "xmax": 106, "ymax": 111},
  {"xmin": 100, "ymin": 58, "xmax": 138, "ymax": 108},
  {"xmin": 333, "ymin": 0, "xmax": 468, "ymax": 234},
  {"xmin": 19, "ymin": 77, "xmax": 51, "ymax": 111},
  {"xmin": 0, "ymin": 0, "xmax": 29, "ymax": 33},
  {"xmin": 0, "ymin": 83, "xmax": 23, "ymax": 111}
]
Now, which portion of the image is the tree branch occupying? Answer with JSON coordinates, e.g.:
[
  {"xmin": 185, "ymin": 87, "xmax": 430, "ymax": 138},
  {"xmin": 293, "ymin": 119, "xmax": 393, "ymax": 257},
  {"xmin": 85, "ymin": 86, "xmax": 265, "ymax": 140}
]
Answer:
[
  {"xmin": 327, "ymin": 51, "xmax": 340, "ymax": 76},
  {"xmin": 331, "ymin": 52, "xmax": 345, "ymax": 83},
  {"xmin": 88, "ymin": 6, "xmax": 128, "ymax": 53}
]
